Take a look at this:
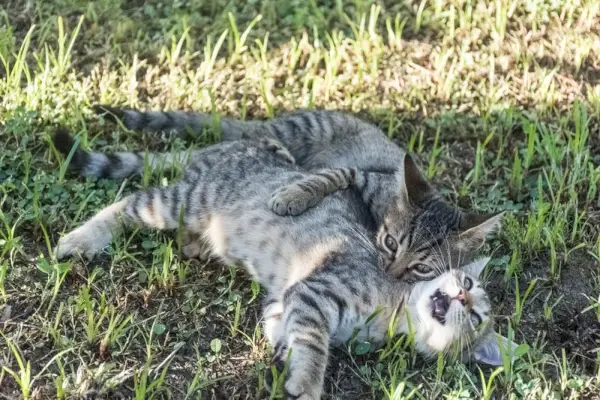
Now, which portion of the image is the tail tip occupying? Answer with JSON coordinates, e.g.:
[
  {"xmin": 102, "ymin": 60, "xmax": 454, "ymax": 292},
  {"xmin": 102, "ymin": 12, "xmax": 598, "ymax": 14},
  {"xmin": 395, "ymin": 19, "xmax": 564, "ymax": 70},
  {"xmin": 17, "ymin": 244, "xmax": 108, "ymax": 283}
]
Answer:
[
  {"xmin": 53, "ymin": 127, "xmax": 77, "ymax": 156},
  {"xmin": 52, "ymin": 128, "xmax": 88, "ymax": 173}
]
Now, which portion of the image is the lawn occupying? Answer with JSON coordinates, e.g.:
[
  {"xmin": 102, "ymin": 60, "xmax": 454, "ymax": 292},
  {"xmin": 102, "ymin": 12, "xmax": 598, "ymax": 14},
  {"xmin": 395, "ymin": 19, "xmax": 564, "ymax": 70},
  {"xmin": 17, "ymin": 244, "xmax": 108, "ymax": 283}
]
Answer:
[{"xmin": 0, "ymin": 0, "xmax": 599, "ymax": 398}]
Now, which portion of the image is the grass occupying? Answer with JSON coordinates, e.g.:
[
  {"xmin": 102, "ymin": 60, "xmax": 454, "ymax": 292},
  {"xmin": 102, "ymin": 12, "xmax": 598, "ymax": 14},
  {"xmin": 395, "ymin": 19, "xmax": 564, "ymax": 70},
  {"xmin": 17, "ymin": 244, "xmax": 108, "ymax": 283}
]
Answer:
[{"xmin": 0, "ymin": 0, "xmax": 599, "ymax": 398}]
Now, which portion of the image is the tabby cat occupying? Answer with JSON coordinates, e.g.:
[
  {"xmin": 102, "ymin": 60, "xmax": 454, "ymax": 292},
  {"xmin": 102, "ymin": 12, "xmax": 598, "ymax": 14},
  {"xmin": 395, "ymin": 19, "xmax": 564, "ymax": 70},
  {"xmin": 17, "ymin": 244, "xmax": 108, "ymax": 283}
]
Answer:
[
  {"xmin": 61, "ymin": 106, "xmax": 504, "ymax": 281},
  {"xmin": 54, "ymin": 135, "xmax": 517, "ymax": 399}
]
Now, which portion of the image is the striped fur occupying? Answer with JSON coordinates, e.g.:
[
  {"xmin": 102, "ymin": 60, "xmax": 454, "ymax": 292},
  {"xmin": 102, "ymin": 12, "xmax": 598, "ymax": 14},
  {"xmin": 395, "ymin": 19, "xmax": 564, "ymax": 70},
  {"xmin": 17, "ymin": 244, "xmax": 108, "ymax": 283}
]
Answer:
[
  {"xmin": 86, "ymin": 106, "xmax": 504, "ymax": 281},
  {"xmin": 52, "ymin": 128, "xmax": 294, "ymax": 179},
  {"xmin": 55, "ymin": 137, "xmax": 517, "ymax": 399}
]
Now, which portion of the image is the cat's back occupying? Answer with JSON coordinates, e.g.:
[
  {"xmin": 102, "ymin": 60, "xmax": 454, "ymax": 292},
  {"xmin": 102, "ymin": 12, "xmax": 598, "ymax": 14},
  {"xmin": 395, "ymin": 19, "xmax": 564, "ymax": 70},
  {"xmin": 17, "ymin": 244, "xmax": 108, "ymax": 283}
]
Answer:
[
  {"xmin": 291, "ymin": 110, "xmax": 406, "ymax": 171},
  {"xmin": 184, "ymin": 140, "xmax": 301, "ymax": 185},
  {"xmin": 190, "ymin": 139, "xmax": 377, "ymax": 236}
]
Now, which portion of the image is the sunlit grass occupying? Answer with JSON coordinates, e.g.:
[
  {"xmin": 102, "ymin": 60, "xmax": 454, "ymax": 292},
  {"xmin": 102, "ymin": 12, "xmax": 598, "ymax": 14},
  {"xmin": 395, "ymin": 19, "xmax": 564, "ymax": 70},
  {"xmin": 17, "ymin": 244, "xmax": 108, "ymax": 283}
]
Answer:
[{"xmin": 0, "ymin": 0, "xmax": 598, "ymax": 398}]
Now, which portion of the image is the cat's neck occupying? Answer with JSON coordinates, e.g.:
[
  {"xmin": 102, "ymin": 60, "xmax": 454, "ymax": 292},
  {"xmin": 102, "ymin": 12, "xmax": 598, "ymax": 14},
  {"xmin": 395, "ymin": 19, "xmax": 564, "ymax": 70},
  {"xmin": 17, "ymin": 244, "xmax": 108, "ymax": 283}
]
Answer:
[{"xmin": 353, "ymin": 170, "xmax": 398, "ymax": 224}]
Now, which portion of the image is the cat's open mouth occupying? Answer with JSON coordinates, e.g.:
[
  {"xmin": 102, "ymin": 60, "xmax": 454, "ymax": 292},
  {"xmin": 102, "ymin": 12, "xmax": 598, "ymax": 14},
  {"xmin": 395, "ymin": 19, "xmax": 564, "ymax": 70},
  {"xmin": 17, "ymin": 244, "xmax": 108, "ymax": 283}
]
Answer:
[{"xmin": 430, "ymin": 289, "xmax": 450, "ymax": 324}]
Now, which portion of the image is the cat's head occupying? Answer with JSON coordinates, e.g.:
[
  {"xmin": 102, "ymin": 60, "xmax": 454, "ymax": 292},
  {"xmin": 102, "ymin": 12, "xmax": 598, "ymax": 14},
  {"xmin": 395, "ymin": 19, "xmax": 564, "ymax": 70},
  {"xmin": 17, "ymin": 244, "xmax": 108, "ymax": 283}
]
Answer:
[
  {"xmin": 406, "ymin": 257, "xmax": 517, "ymax": 365},
  {"xmin": 376, "ymin": 154, "xmax": 504, "ymax": 281}
]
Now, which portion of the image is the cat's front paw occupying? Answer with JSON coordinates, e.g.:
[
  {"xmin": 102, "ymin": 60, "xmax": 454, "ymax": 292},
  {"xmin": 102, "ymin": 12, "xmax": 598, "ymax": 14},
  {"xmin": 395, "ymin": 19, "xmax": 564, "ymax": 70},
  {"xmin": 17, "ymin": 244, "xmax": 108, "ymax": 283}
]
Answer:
[
  {"xmin": 266, "ymin": 344, "xmax": 317, "ymax": 400},
  {"xmin": 269, "ymin": 186, "xmax": 319, "ymax": 216},
  {"xmin": 269, "ymin": 341, "xmax": 321, "ymax": 400},
  {"xmin": 55, "ymin": 224, "xmax": 111, "ymax": 260},
  {"xmin": 264, "ymin": 348, "xmax": 287, "ymax": 396}
]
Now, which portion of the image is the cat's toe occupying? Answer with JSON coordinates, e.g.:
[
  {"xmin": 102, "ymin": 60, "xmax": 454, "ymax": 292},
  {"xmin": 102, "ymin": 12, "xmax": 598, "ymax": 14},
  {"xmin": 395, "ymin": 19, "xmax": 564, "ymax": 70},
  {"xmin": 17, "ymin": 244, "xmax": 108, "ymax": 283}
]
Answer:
[
  {"xmin": 284, "ymin": 381, "xmax": 318, "ymax": 400},
  {"xmin": 264, "ymin": 346, "xmax": 288, "ymax": 395},
  {"xmin": 181, "ymin": 242, "xmax": 211, "ymax": 261},
  {"xmin": 55, "ymin": 233, "xmax": 94, "ymax": 260},
  {"xmin": 285, "ymin": 194, "xmax": 315, "ymax": 216},
  {"xmin": 181, "ymin": 242, "xmax": 202, "ymax": 259},
  {"xmin": 270, "ymin": 190, "xmax": 308, "ymax": 216},
  {"xmin": 268, "ymin": 193, "xmax": 290, "ymax": 216},
  {"xmin": 286, "ymin": 394, "xmax": 314, "ymax": 400},
  {"xmin": 275, "ymin": 150, "xmax": 296, "ymax": 164},
  {"xmin": 286, "ymin": 200, "xmax": 308, "ymax": 216},
  {"xmin": 273, "ymin": 341, "xmax": 288, "ymax": 366}
]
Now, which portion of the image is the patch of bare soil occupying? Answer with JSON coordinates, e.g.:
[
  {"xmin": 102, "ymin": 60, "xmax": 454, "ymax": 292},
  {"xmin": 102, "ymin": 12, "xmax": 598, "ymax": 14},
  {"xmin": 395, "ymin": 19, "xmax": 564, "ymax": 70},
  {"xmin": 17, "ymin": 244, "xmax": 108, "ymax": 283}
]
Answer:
[{"xmin": 489, "ymin": 250, "xmax": 600, "ymax": 374}]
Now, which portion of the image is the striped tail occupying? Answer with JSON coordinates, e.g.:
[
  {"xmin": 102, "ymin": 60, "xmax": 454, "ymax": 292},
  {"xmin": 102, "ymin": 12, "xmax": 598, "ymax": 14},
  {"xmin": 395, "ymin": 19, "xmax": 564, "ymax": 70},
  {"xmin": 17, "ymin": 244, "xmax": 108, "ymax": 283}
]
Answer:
[
  {"xmin": 93, "ymin": 104, "xmax": 258, "ymax": 140},
  {"xmin": 93, "ymin": 105, "xmax": 368, "ymax": 164},
  {"xmin": 52, "ymin": 128, "xmax": 195, "ymax": 179}
]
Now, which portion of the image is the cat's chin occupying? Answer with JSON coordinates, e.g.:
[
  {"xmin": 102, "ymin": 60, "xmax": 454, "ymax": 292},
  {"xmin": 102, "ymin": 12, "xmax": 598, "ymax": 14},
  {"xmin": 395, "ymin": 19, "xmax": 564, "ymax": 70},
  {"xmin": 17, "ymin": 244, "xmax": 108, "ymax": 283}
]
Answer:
[
  {"xmin": 410, "ymin": 276, "xmax": 469, "ymax": 354},
  {"xmin": 415, "ymin": 310, "xmax": 461, "ymax": 353}
]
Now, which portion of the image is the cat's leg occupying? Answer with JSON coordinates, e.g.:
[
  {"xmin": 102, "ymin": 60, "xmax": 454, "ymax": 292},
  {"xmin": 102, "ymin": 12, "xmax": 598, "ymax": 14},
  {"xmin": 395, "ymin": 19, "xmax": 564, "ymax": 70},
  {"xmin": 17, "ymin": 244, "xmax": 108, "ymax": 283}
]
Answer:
[
  {"xmin": 262, "ymin": 297, "xmax": 284, "ymax": 344},
  {"xmin": 270, "ymin": 283, "xmax": 335, "ymax": 400},
  {"xmin": 181, "ymin": 230, "xmax": 213, "ymax": 261},
  {"xmin": 55, "ymin": 198, "xmax": 129, "ymax": 260},
  {"xmin": 56, "ymin": 182, "xmax": 200, "ymax": 260},
  {"xmin": 269, "ymin": 167, "xmax": 357, "ymax": 216}
]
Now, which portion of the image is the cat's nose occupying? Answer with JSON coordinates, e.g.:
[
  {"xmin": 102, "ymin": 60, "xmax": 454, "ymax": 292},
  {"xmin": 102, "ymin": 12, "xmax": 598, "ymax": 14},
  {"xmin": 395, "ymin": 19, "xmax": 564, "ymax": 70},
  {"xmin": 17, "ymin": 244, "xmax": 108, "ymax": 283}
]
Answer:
[{"xmin": 455, "ymin": 289, "xmax": 473, "ymax": 310}]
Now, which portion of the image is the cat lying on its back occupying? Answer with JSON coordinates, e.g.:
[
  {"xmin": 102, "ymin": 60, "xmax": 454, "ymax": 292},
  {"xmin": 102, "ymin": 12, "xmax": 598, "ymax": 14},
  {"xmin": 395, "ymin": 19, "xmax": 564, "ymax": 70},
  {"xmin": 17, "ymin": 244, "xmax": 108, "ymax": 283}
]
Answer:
[
  {"xmin": 54, "ymin": 134, "xmax": 518, "ymax": 399},
  {"xmin": 62, "ymin": 105, "xmax": 504, "ymax": 282}
]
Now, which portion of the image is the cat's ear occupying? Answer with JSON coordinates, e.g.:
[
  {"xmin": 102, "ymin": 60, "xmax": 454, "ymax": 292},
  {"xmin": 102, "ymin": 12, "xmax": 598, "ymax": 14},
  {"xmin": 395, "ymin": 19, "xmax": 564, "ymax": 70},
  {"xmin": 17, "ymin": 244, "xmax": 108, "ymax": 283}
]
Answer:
[
  {"xmin": 401, "ymin": 153, "xmax": 434, "ymax": 206},
  {"xmin": 462, "ymin": 256, "xmax": 491, "ymax": 278},
  {"xmin": 472, "ymin": 333, "xmax": 519, "ymax": 366},
  {"xmin": 456, "ymin": 212, "xmax": 504, "ymax": 251}
]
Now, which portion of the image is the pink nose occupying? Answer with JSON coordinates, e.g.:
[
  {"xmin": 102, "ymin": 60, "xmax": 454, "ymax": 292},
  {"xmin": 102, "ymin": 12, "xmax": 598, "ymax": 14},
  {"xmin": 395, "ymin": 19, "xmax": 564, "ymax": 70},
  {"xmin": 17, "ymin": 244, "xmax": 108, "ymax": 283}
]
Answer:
[{"xmin": 456, "ymin": 289, "xmax": 467, "ymax": 305}]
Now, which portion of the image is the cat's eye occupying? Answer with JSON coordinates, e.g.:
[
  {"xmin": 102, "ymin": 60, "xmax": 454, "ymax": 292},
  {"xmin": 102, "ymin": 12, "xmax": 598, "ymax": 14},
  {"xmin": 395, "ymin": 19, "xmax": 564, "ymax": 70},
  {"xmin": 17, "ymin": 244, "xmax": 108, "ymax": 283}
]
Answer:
[
  {"xmin": 413, "ymin": 263, "xmax": 433, "ymax": 275},
  {"xmin": 384, "ymin": 234, "xmax": 398, "ymax": 252},
  {"xmin": 464, "ymin": 277, "xmax": 473, "ymax": 290},
  {"xmin": 470, "ymin": 312, "xmax": 482, "ymax": 327}
]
